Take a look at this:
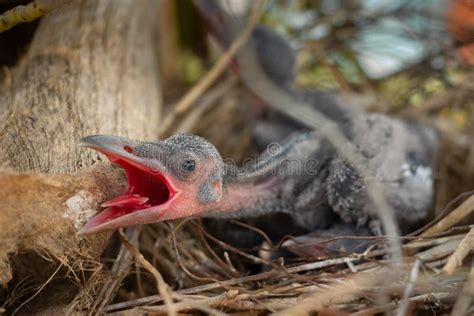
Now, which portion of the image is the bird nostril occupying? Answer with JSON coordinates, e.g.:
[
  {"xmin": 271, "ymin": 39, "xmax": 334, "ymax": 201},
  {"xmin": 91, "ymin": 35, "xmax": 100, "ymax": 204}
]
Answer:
[{"xmin": 124, "ymin": 146, "xmax": 133, "ymax": 154}]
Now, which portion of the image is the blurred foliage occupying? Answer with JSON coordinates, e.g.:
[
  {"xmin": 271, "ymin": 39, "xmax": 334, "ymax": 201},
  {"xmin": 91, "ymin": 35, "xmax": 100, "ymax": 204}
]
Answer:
[
  {"xmin": 258, "ymin": 0, "xmax": 472, "ymax": 127},
  {"xmin": 178, "ymin": 50, "xmax": 206, "ymax": 84},
  {"xmin": 173, "ymin": 0, "xmax": 473, "ymax": 128}
]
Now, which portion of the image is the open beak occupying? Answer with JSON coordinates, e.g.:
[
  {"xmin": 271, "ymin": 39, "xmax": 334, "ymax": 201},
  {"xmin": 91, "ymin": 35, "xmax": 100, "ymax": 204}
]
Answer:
[{"xmin": 78, "ymin": 135, "xmax": 181, "ymax": 235}]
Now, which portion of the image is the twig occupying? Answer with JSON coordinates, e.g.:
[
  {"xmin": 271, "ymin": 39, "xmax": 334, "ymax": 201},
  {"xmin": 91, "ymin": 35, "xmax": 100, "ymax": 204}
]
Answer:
[
  {"xmin": 158, "ymin": 0, "xmax": 265, "ymax": 135},
  {"xmin": 0, "ymin": 0, "xmax": 69, "ymax": 33},
  {"xmin": 274, "ymin": 273, "xmax": 377, "ymax": 315},
  {"xmin": 409, "ymin": 191, "xmax": 474, "ymax": 237},
  {"xmin": 451, "ymin": 259, "xmax": 474, "ymax": 316},
  {"xmin": 352, "ymin": 292, "xmax": 454, "ymax": 316},
  {"xmin": 395, "ymin": 258, "xmax": 421, "ymax": 316},
  {"xmin": 106, "ymin": 255, "xmax": 360, "ymax": 312},
  {"xmin": 196, "ymin": 225, "xmax": 240, "ymax": 278},
  {"xmin": 198, "ymin": 223, "xmax": 269, "ymax": 265},
  {"xmin": 13, "ymin": 262, "xmax": 63, "ymax": 315},
  {"xmin": 91, "ymin": 228, "xmax": 141, "ymax": 312},
  {"xmin": 444, "ymin": 228, "xmax": 474, "ymax": 274},
  {"xmin": 196, "ymin": 222, "xmax": 322, "ymax": 286},
  {"xmin": 118, "ymin": 230, "xmax": 176, "ymax": 316},
  {"xmin": 422, "ymin": 195, "xmax": 474, "ymax": 237},
  {"xmin": 415, "ymin": 239, "xmax": 461, "ymax": 262},
  {"xmin": 229, "ymin": 219, "xmax": 274, "ymax": 248},
  {"xmin": 174, "ymin": 76, "xmax": 237, "ymax": 134},
  {"xmin": 168, "ymin": 222, "xmax": 229, "ymax": 284},
  {"xmin": 425, "ymin": 257, "xmax": 449, "ymax": 270},
  {"xmin": 405, "ymin": 234, "xmax": 465, "ymax": 251},
  {"xmin": 213, "ymin": 297, "xmax": 297, "ymax": 311},
  {"xmin": 223, "ymin": 252, "xmax": 238, "ymax": 274},
  {"xmin": 140, "ymin": 290, "xmax": 237, "ymax": 315}
]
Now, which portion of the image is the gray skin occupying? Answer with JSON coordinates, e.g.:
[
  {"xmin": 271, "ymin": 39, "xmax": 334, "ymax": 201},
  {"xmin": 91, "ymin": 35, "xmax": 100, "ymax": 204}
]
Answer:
[{"xmin": 215, "ymin": 119, "xmax": 437, "ymax": 234}]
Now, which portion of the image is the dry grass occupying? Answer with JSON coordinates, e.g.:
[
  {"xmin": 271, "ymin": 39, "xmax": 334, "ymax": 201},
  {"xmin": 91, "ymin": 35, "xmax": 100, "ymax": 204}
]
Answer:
[
  {"xmin": 3, "ymin": 2, "xmax": 474, "ymax": 314},
  {"xmin": 5, "ymin": 72, "xmax": 472, "ymax": 315},
  {"xmin": 69, "ymin": 7, "xmax": 474, "ymax": 313},
  {"xmin": 65, "ymin": 69, "xmax": 473, "ymax": 314},
  {"xmin": 92, "ymin": 214, "xmax": 472, "ymax": 315}
]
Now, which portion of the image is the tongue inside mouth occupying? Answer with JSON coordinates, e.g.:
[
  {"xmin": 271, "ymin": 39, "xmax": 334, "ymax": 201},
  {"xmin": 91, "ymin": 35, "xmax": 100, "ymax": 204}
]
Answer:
[
  {"xmin": 100, "ymin": 155, "xmax": 174, "ymax": 217},
  {"xmin": 101, "ymin": 194, "xmax": 149, "ymax": 208},
  {"xmin": 79, "ymin": 153, "xmax": 176, "ymax": 234}
]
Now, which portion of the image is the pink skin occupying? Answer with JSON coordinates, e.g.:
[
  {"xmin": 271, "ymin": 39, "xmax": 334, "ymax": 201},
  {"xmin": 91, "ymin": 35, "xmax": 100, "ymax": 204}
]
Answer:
[
  {"xmin": 78, "ymin": 138, "xmax": 216, "ymax": 235},
  {"xmin": 78, "ymin": 135, "xmax": 280, "ymax": 235}
]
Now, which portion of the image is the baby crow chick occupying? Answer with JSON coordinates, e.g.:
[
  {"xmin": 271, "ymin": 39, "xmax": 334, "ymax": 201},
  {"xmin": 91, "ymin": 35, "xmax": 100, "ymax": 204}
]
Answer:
[
  {"xmin": 79, "ymin": 129, "xmax": 437, "ymax": 238},
  {"xmin": 194, "ymin": 0, "xmax": 440, "ymax": 235},
  {"xmin": 78, "ymin": 3, "xmax": 439, "ymax": 257}
]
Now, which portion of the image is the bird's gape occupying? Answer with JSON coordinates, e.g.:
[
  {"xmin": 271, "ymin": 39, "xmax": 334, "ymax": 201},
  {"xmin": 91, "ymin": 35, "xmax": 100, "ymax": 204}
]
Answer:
[{"xmin": 99, "ymin": 155, "xmax": 175, "ymax": 219}]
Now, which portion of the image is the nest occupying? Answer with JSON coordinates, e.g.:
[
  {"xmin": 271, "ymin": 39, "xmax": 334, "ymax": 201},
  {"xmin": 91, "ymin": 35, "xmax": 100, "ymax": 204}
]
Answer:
[
  {"xmin": 2, "ymin": 1, "xmax": 474, "ymax": 314},
  {"xmin": 69, "ymin": 70, "xmax": 473, "ymax": 314}
]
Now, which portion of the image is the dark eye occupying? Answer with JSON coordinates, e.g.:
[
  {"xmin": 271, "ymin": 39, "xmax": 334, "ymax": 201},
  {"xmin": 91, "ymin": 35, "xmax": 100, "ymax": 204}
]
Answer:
[{"xmin": 181, "ymin": 160, "xmax": 196, "ymax": 173}]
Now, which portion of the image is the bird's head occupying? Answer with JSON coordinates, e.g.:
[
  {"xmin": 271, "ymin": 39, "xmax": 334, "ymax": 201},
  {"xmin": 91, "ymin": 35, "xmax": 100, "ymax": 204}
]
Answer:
[{"xmin": 78, "ymin": 134, "xmax": 225, "ymax": 234}]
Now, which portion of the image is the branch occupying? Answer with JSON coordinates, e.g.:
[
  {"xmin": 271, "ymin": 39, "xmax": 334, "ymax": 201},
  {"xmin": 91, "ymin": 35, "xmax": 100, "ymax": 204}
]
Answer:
[
  {"xmin": 0, "ymin": 0, "xmax": 69, "ymax": 33},
  {"xmin": 158, "ymin": 0, "xmax": 265, "ymax": 135}
]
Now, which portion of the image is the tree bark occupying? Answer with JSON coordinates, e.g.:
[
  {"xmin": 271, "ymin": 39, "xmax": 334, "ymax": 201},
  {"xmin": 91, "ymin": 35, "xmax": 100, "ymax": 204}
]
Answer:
[
  {"xmin": 0, "ymin": 0, "xmax": 162, "ymax": 300},
  {"xmin": 0, "ymin": 0, "xmax": 161, "ymax": 173}
]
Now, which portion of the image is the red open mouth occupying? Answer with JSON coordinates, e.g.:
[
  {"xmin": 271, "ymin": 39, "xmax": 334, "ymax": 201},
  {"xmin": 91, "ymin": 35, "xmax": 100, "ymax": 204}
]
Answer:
[
  {"xmin": 79, "ymin": 151, "xmax": 178, "ymax": 234},
  {"xmin": 105, "ymin": 154, "xmax": 175, "ymax": 209}
]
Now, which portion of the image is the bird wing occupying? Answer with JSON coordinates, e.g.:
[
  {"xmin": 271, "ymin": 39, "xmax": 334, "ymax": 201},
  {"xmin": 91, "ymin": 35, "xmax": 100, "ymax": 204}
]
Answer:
[{"xmin": 327, "ymin": 113, "xmax": 439, "ymax": 231}]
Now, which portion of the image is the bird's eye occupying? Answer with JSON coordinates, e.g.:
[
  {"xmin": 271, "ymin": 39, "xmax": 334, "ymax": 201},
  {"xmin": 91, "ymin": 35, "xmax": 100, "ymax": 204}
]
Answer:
[
  {"xmin": 123, "ymin": 146, "xmax": 133, "ymax": 154},
  {"xmin": 181, "ymin": 160, "xmax": 196, "ymax": 173}
]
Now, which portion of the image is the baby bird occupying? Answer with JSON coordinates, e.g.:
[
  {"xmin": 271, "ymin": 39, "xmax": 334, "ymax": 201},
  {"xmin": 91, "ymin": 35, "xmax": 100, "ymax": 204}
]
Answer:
[{"xmin": 79, "ymin": 129, "xmax": 437, "ymax": 237}]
